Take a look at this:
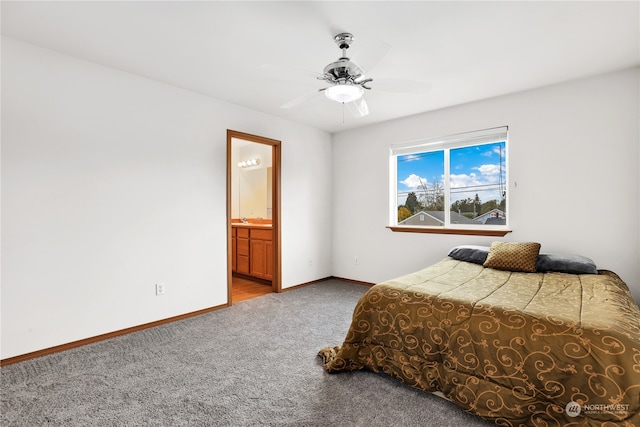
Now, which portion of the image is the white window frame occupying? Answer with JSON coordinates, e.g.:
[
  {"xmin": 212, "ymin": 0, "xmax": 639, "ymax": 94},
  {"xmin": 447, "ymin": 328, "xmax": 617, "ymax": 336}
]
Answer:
[{"xmin": 389, "ymin": 126, "xmax": 510, "ymax": 236}]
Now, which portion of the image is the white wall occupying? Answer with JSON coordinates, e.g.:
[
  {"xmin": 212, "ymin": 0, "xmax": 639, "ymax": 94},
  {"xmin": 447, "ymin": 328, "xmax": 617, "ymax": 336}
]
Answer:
[
  {"xmin": 1, "ymin": 38, "xmax": 333, "ymax": 359},
  {"xmin": 332, "ymin": 68, "xmax": 640, "ymax": 303}
]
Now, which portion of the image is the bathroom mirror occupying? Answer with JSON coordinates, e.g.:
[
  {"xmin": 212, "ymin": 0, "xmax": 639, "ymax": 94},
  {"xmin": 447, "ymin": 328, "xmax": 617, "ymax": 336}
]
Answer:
[
  {"xmin": 232, "ymin": 137, "xmax": 273, "ymax": 220},
  {"xmin": 239, "ymin": 167, "xmax": 272, "ymax": 219}
]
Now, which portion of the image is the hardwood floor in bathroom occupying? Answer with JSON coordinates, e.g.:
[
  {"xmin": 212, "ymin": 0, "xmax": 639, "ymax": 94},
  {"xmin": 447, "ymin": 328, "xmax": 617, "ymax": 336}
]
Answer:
[{"xmin": 232, "ymin": 275, "xmax": 272, "ymax": 302}]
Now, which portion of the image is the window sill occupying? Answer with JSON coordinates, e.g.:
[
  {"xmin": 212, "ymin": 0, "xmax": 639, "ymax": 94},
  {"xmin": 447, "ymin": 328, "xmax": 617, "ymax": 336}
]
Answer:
[{"xmin": 386, "ymin": 226, "xmax": 511, "ymax": 237}]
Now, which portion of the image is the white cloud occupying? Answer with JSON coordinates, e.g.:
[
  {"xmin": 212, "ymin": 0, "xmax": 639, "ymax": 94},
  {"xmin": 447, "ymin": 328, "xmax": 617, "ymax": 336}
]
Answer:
[
  {"xmin": 450, "ymin": 173, "xmax": 482, "ymax": 189},
  {"xmin": 476, "ymin": 164, "xmax": 501, "ymax": 176},
  {"xmin": 400, "ymin": 173, "xmax": 426, "ymax": 189},
  {"xmin": 480, "ymin": 145, "xmax": 505, "ymax": 158},
  {"xmin": 450, "ymin": 169, "xmax": 504, "ymax": 203},
  {"xmin": 452, "ymin": 165, "xmax": 502, "ymax": 189},
  {"xmin": 403, "ymin": 154, "xmax": 421, "ymax": 162}
]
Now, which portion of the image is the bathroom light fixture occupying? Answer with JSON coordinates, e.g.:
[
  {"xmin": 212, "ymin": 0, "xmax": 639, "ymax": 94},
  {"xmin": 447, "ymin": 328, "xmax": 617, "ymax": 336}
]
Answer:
[
  {"xmin": 237, "ymin": 158, "xmax": 261, "ymax": 168},
  {"xmin": 324, "ymin": 83, "xmax": 364, "ymax": 104}
]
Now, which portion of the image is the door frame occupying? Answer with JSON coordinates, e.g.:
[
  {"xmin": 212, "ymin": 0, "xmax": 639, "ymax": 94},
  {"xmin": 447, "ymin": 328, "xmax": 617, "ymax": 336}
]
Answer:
[{"xmin": 227, "ymin": 130, "xmax": 281, "ymax": 305}]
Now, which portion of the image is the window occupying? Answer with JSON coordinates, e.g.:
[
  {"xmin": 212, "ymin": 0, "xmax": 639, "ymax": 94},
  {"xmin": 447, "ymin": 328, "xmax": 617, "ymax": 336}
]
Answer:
[{"xmin": 389, "ymin": 127, "xmax": 509, "ymax": 235}]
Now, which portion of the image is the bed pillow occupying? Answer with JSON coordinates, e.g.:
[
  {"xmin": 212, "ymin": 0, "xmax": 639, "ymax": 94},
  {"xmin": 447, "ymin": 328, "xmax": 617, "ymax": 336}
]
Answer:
[
  {"xmin": 483, "ymin": 241, "xmax": 541, "ymax": 272},
  {"xmin": 536, "ymin": 253, "xmax": 597, "ymax": 275},
  {"xmin": 447, "ymin": 245, "xmax": 490, "ymax": 265}
]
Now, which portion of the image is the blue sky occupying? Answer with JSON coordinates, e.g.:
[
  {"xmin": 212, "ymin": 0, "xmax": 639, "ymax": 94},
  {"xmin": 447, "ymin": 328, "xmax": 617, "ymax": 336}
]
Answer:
[{"xmin": 397, "ymin": 142, "xmax": 506, "ymax": 206}]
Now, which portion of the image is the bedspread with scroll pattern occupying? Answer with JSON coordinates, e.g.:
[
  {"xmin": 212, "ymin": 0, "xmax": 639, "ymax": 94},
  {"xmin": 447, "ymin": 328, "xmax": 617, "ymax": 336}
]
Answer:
[{"xmin": 319, "ymin": 258, "xmax": 640, "ymax": 426}]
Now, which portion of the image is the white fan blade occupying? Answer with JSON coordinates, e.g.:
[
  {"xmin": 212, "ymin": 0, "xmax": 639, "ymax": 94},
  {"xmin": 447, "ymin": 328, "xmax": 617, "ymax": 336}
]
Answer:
[
  {"xmin": 347, "ymin": 97, "xmax": 369, "ymax": 118},
  {"xmin": 281, "ymin": 89, "xmax": 325, "ymax": 109},
  {"xmin": 350, "ymin": 38, "xmax": 392, "ymax": 75},
  {"xmin": 372, "ymin": 78, "xmax": 431, "ymax": 94},
  {"xmin": 260, "ymin": 63, "xmax": 324, "ymax": 84}
]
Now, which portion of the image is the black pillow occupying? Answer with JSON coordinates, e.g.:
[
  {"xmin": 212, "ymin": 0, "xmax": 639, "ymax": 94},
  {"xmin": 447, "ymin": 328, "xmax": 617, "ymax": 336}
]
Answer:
[
  {"xmin": 536, "ymin": 253, "xmax": 597, "ymax": 275},
  {"xmin": 448, "ymin": 245, "xmax": 490, "ymax": 265}
]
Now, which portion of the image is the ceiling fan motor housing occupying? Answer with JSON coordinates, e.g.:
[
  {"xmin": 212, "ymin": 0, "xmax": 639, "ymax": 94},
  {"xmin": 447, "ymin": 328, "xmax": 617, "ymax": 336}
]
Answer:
[{"xmin": 323, "ymin": 59, "xmax": 363, "ymax": 82}]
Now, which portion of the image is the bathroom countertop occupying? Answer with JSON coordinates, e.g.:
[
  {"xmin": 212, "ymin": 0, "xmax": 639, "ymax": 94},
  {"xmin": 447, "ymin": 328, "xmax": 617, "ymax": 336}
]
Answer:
[{"xmin": 231, "ymin": 223, "xmax": 272, "ymax": 228}]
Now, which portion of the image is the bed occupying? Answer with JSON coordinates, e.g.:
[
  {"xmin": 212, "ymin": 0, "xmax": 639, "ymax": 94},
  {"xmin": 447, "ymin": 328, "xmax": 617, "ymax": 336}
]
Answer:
[{"xmin": 319, "ymin": 243, "xmax": 640, "ymax": 426}]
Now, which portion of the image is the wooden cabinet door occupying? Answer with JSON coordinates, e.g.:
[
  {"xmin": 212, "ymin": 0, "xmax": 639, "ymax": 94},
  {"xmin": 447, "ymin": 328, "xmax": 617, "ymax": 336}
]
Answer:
[
  {"xmin": 231, "ymin": 226, "xmax": 237, "ymax": 272},
  {"xmin": 232, "ymin": 235, "xmax": 237, "ymax": 272},
  {"xmin": 265, "ymin": 240, "xmax": 273, "ymax": 280},
  {"xmin": 250, "ymin": 239, "xmax": 266, "ymax": 279}
]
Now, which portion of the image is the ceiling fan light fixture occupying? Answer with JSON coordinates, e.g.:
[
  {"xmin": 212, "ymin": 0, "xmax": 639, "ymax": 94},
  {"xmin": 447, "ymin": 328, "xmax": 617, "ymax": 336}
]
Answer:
[{"xmin": 324, "ymin": 84, "xmax": 363, "ymax": 104}]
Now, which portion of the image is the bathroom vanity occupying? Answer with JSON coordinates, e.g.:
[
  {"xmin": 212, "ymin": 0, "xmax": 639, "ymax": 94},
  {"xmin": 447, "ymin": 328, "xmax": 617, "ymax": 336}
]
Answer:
[{"xmin": 231, "ymin": 222, "xmax": 273, "ymax": 281}]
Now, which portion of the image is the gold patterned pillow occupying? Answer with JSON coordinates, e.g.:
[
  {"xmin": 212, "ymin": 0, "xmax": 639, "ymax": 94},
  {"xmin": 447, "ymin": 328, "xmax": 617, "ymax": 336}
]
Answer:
[{"xmin": 483, "ymin": 241, "xmax": 541, "ymax": 272}]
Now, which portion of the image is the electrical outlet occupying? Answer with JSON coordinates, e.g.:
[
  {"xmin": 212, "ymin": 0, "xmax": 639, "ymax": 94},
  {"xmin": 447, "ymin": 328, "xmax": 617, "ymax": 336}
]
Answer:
[
  {"xmin": 308, "ymin": 259, "xmax": 313, "ymax": 267},
  {"xmin": 155, "ymin": 283, "xmax": 165, "ymax": 296}
]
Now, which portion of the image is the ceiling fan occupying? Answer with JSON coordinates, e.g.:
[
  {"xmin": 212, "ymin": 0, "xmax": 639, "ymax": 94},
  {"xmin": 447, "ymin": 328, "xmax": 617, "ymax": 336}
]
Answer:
[{"xmin": 277, "ymin": 32, "xmax": 430, "ymax": 118}]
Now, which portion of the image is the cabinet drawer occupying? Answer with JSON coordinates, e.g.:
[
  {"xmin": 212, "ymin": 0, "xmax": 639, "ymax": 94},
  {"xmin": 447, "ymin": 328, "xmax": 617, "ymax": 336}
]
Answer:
[
  {"xmin": 237, "ymin": 238, "xmax": 249, "ymax": 256},
  {"xmin": 236, "ymin": 228, "xmax": 249, "ymax": 238},
  {"xmin": 250, "ymin": 228, "xmax": 272, "ymax": 241}
]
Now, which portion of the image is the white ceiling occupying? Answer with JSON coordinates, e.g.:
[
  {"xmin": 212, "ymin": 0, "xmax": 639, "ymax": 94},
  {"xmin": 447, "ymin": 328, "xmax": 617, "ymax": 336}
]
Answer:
[{"xmin": 2, "ymin": 1, "xmax": 639, "ymax": 134}]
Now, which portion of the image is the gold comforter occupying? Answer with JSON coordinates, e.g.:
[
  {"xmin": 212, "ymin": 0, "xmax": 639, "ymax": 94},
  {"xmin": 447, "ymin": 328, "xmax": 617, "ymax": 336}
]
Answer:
[{"xmin": 319, "ymin": 258, "xmax": 640, "ymax": 426}]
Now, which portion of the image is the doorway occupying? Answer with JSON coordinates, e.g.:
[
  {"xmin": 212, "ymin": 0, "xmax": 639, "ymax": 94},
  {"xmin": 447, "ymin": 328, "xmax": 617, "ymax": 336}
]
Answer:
[{"xmin": 227, "ymin": 130, "xmax": 281, "ymax": 305}]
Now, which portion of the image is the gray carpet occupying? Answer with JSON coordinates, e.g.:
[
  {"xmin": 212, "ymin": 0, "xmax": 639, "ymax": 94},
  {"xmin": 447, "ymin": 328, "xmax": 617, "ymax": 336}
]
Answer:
[{"xmin": 1, "ymin": 279, "xmax": 493, "ymax": 426}]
